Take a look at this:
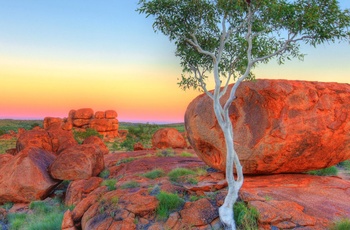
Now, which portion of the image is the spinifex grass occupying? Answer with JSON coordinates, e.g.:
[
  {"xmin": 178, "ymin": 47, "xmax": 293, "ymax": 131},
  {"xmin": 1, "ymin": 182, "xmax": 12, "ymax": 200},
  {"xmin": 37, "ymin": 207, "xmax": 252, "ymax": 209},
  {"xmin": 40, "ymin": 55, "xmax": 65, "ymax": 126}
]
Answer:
[
  {"xmin": 156, "ymin": 191, "xmax": 184, "ymax": 220},
  {"xmin": 143, "ymin": 169, "xmax": 165, "ymax": 179}
]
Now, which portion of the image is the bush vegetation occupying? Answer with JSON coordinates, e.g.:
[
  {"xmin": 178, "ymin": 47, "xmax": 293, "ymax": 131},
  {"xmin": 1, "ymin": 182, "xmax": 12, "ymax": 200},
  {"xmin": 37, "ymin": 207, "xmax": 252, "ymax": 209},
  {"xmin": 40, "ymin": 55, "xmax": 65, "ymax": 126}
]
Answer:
[
  {"xmin": 101, "ymin": 178, "xmax": 117, "ymax": 191},
  {"xmin": 0, "ymin": 119, "xmax": 43, "ymax": 133},
  {"xmin": 338, "ymin": 160, "xmax": 350, "ymax": 171},
  {"xmin": 168, "ymin": 168, "xmax": 197, "ymax": 184},
  {"xmin": 7, "ymin": 199, "xmax": 65, "ymax": 230},
  {"xmin": 234, "ymin": 201, "xmax": 259, "ymax": 230},
  {"xmin": 156, "ymin": 191, "xmax": 184, "ymax": 220},
  {"xmin": 120, "ymin": 123, "xmax": 159, "ymax": 151},
  {"xmin": 120, "ymin": 181, "xmax": 140, "ymax": 189},
  {"xmin": 330, "ymin": 218, "xmax": 350, "ymax": 230},
  {"xmin": 307, "ymin": 166, "xmax": 338, "ymax": 176},
  {"xmin": 156, "ymin": 148, "xmax": 175, "ymax": 157},
  {"xmin": 143, "ymin": 169, "xmax": 165, "ymax": 179}
]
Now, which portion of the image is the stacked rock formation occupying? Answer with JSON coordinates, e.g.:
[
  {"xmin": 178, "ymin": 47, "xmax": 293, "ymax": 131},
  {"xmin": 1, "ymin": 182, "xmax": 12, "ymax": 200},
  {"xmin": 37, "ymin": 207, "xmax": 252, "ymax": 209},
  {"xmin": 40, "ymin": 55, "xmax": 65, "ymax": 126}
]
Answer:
[
  {"xmin": 46, "ymin": 108, "xmax": 119, "ymax": 139},
  {"xmin": 185, "ymin": 79, "xmax": 350, "ymax": 174}
]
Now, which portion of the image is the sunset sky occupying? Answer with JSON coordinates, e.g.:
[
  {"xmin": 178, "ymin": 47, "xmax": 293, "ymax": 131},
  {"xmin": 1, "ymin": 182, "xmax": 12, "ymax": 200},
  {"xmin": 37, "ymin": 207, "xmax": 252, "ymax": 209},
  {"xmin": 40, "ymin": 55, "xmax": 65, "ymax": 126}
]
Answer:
[{"xmin": 1, "ymin": 1, "xmax": 350, "ymax": 123}]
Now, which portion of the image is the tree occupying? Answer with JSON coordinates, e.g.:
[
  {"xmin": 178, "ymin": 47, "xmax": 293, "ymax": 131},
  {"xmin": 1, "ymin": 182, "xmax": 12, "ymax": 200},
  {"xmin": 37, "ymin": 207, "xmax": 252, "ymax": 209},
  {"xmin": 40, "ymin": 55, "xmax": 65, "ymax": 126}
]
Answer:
[{"xmin": 137, "ymin": 0, "xmax": 350, "ymax": 229}]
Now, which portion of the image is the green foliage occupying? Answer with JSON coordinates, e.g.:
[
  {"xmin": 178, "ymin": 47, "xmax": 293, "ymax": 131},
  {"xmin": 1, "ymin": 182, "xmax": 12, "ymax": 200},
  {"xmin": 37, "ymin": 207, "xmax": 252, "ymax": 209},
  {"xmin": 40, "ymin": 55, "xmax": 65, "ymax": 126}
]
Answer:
[
  {"xmin": 0, "ymin": 202, "xmax": 14, "ymax": 210},
  {"xmin": 234, "ymin": 201, "xmax": 259, "ymax": 230},
  {"xmin": 101, "ymin": 178, "xmax": 117, "ymax": 191},
  {"xmin": 338, "ymin": 160, "xmax": 350, "ymax": 171},
  {"xmin": 0, "ymin": 119, "xmax": 43, "ymax": 133},
  {"xmin": 116, "ymin": 157, "xmax": 136, "ymax": 165},
  {"xmin": 0, "ymin": 138, "xmax": 16, "ymax": 154},
  {"xmin": 180, "ymin": 152, "xmax": 194, "ymax": 157},
  {"xmin": 121, "ymin": 123, "xmax": 159, "ymax": 151},
  {"xmin": 156, "ymin": 148, "xmax": 175, "ymax": 157},
  {"xmin": 143, "ymin": 169, "xmax": 165, "ymax": 179},
  {"xmin": 99, "ymin": 169, "xmax": 110, "ymax": 179},
  {"xmin": 330, "ymin": 218, "xmax": 350, "ymax": 230},
  {"xmin": 120, "ymin": 180, "xmax": 140, "ymax": 189},
  {"xmin": 73, "ymin": 128, "xmax": 103, "ymax": 144},
  {"xmin": 8, "ymin": 199, "xmax": 66, "ymax": 230},
  {"xmin": 156, "ymin": 191, "xmax": 184, "ymax": 220},
  {"xmin": 168, "ymin": 168, "xmax": 196, "ymax": 183},
  {"xmin": 307, "ymin": 166, "xmax": 338, "ymax": 176},
  {"xmin": 8, "ymin": 213, "xmax": 27, "ymax": 230},
  {"xmin": 138, "ymin": 0, "xmax": 350, "ymax": 91}
]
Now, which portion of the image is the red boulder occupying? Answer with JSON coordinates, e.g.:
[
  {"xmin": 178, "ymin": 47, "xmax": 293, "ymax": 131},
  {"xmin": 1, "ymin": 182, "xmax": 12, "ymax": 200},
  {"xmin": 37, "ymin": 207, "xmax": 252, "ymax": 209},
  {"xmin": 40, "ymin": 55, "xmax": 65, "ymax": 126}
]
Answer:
[
  {"xmin": 105, "ymin": 110, "xmax": 118, "ymax": 119},
  {"xmin": 83, "ymin": 136, "xmax": 109, "ymax": 155},
  {"xmin": 73, "ymin": 108, "xmax": 94, "ymax": 119},
  {"xmin": 16, "ymin": 129, "xmax": 53, "ymax": 153},
  {"xmin": 185, "ymin": 79, "xmax": 350, "ymax": 174},
  {"xmin": 49, "ymin": 144, "xmax": 105, "ymax": 181},
  {"xmin": 0, "ymin": 147, "xmax": 58, "ymax": 203},
  {"xmin": 152, "ymin": 128, "xmax": 187, "ymax": 149}
]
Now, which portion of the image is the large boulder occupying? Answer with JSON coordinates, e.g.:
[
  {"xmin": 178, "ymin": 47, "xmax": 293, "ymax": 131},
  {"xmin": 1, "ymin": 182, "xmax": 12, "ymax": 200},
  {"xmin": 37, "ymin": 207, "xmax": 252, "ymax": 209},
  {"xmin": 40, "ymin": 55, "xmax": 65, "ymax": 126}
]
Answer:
[
  {"xmin": 152, "ymin": 128, "xmax": 187, "ymax": 149},
  {"xmin": 49, "ymin": 144, "xmax": 105, "ymax": 181},
  {"xmin": 46, "ymin": 122, "xmax": 78, "ymax": 154},
  {"xmin": 16, "ymin": 129, "xmax": 53, "ymax": 153},
  {"xmin": 82, "ymin": 136, "xmax": 109, "ymax": 155},
  {"xmin": 0, "ymin": 147, "xmax": 58, "ymax": 204},
  {"xmin": 185, "ymin": 79, "xmax": 350, "ymax": 174}
]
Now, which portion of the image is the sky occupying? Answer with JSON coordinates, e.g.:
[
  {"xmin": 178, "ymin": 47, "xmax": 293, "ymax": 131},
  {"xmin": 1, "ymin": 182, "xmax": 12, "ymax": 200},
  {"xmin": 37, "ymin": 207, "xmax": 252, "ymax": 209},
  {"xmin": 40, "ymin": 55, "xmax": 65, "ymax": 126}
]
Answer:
[{"xmin": 0, "ymin": 1, "xmax": 349, "ymax": 123}]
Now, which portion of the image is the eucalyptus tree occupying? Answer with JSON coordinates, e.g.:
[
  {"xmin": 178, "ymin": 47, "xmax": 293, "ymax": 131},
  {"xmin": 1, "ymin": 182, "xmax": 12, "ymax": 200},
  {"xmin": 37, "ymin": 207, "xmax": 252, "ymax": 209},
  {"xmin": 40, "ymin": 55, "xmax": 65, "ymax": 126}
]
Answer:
[{"xmin": 137, "ymin": 0, "xmax": 350, "ymax": 229}]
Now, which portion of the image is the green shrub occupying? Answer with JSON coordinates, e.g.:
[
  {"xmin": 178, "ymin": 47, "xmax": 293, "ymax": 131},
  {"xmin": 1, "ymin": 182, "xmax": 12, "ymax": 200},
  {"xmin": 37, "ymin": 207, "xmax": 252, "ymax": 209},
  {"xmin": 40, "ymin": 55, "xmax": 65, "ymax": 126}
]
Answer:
[
  {"xmin": 121, "ymin": 123, "xmax": 159, "ymax": 151},
  {"xmin": 73, "ymin": 128, "xmax": 103, "ymax": 144},
  {"xmin": 29, "ymin": 201, "xmax": 51, "ymax": 213},
  {"xmin": 143, "ymin": 169, "xmax": 165, "ymax": 179},
  {"xmin": 116, "ymin": 157, "xmax": 136, "ymax": 165},
  {"xmin": 180, "ymin": 152, "xmax": 194, "ymax": 157},
  {"xmin": 99, "ymin": 169, "xmax": 110, "ymax": 179},
  {"xmin": 234, "ymin": 201, "xmax": 259, "ymax": 230},
  {"xmin": 330, "ymin": 218, "xmax": 350, "ymax": 230},
  {"xmin": 120, "ymin": 181, "xmax": 140, "ymax": 189},
  {"xmin": 338, "ymin": 160, "xmax": 350, "ymax": 171},
  {"xmin": 156, "ymin": 191, "xmax": 184, "ymax": 220},
  {"xmin": 8, "ymin": 213, "xmax": 27, "ymax": 230},
  {"xmin": 101, "ymin": 178, "xmax": 117, "ymax": 191},
  {"xmin": 8, "ymin": 199, "xmax": 65, "ymax": 230},
  {"xmin": 26, "ymin": 212, "xmax": 64, "ymax": 230},
  {"xmin": 156, "ymin": 148, "xmax": 175, "ymax": 157},
  {"xmin": 307, "ymin": 166, "xmax": 338, "ymax": 176},
  {"xmin": 168, "ymin": 168, "xmax": 196, "ymax": 183},
  {"xmin": 1, "ymin": 202, "xmax": 14, "ymax": 210}
]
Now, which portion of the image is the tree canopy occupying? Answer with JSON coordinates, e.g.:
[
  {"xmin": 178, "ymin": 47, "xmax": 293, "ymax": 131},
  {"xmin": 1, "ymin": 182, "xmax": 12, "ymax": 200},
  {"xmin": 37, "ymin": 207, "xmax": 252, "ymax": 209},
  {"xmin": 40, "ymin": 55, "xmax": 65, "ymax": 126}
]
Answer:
[{"xmin": 138, "ymin": 0, "xmax": 350, "ymax": 91}]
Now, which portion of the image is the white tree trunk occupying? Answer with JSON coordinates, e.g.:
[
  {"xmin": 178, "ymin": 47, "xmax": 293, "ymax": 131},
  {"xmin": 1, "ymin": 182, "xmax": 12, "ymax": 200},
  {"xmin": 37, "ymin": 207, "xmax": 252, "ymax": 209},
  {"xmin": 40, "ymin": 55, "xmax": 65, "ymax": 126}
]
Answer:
[{"xmin": 216, "ymin": 116, "xmax": 243, "ymax": 230}]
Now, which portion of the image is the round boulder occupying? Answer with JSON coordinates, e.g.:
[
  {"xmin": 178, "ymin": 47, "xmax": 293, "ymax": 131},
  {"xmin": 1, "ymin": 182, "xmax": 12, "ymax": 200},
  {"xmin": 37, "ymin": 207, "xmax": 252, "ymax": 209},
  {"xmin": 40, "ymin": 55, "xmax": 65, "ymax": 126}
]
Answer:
[
  {"xmin": 185, "ymin": 79, "xmax": 350, "ymax": 174},
  {"xmin": 152, "ymin": 128, "xmax": 187, "ymax": 149},
  {"xmin": 49, "ymin": 144, "xmax": 105, "ymax": 181},
  {"xmin": 0, "ymin": 147, "xmax": 58, "ymax": 203}
]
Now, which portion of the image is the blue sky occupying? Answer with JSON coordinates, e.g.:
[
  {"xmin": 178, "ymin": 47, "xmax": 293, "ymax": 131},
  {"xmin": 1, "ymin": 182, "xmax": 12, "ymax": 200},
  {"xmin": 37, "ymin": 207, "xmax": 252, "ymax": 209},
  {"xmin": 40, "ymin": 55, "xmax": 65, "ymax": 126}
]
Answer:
[{"xmin": 0, "ymin": 1, "xmax": 349, "ymax": 122}]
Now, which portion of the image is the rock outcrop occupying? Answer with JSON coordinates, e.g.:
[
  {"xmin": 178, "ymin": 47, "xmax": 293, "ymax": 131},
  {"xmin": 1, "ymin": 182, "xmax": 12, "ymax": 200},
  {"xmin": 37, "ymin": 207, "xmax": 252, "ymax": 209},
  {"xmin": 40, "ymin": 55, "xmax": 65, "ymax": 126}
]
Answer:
[
  {"xmin": 0, "ymin": 147, "xmax": 58, "ymax": 204},
  {"xmin": 16, "ymin": 122, "xmax": 77, "ymax": 155},
  {"xmin": 49, "ymin": 144, "xmax": 105, "ymax": 181},
  {"xmin": 152, "ymin": 128, "xmax": 187, "ymax": 149},
  {"xmin": 66, "ymin": 108, "xmax": 119, "ymax": 139},
  {"xmin": 185, "ymin": 79, "xmax": 350, "ymax": 174},
  {"xmin": 241, "ymin": 174, "xmax": 350, "ymax": 229}
]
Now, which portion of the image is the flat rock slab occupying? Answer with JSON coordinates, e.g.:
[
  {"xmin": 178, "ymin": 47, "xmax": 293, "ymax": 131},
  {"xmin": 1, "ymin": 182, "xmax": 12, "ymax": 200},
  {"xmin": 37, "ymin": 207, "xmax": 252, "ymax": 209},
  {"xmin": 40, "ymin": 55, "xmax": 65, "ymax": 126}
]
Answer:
[{"xmin": 241, "ymin": 174, "xmax": 350, "ymax": 229}]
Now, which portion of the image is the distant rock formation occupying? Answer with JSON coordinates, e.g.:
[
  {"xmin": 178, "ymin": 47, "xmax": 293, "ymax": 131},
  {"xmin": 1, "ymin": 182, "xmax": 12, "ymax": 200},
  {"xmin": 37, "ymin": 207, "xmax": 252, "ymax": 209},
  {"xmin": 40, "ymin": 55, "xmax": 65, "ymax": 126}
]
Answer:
[
  {"xmin": 185, "ymin": 79, "xmax": 350, "ymax": 174},
  {"xmin": 44, "ymin": 108, "xmax": 119, "ymax": 139}
]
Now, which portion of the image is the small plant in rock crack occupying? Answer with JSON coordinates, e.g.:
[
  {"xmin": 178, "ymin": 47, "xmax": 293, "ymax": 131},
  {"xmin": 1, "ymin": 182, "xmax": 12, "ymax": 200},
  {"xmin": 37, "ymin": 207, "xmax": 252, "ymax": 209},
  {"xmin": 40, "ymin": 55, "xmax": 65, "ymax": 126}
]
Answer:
[{"xmin": 101, "ymin": 178, "xmax": 117, "ymax": 191}]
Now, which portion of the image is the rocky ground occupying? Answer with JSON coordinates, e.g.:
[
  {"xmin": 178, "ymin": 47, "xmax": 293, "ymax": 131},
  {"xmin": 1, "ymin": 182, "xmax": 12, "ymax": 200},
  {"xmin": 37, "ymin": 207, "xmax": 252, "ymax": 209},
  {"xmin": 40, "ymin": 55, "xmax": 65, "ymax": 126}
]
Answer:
[{"xmin": 1, "ymin": 148, "xmax": 350, "ymax": 229}]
